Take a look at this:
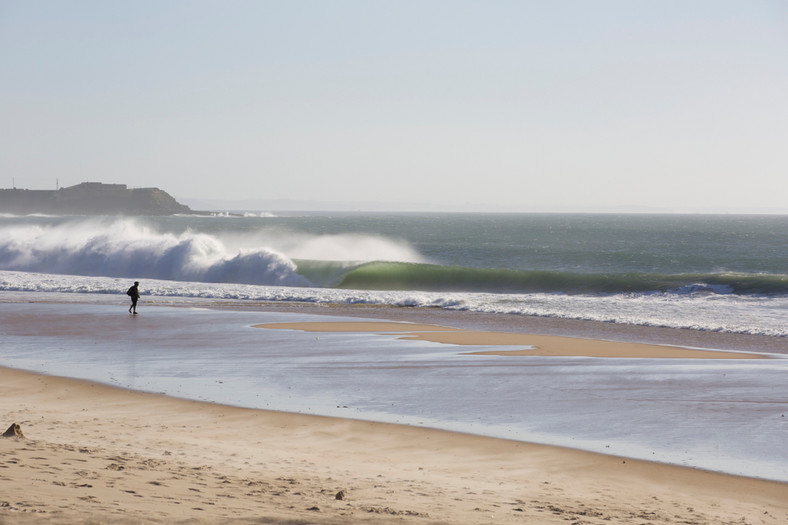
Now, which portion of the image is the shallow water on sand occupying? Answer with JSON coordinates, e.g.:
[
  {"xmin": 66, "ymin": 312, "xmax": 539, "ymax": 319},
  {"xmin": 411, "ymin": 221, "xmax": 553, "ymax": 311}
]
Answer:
[{"xmin": 1, "ymin": 300, "xmax": 787, "ymax": 482}]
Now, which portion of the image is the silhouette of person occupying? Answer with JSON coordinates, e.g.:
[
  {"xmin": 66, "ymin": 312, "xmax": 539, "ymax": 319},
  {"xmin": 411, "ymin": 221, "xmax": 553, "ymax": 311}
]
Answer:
[{"xmin": 127, "ymin": 281, "xmax": 140, "ymax": 314}]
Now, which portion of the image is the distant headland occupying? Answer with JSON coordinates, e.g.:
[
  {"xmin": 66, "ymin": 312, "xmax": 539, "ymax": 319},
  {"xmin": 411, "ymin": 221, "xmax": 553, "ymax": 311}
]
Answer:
[{"xmin": 0, "ymin": 182, "xmax": 200, "ymax": 216}]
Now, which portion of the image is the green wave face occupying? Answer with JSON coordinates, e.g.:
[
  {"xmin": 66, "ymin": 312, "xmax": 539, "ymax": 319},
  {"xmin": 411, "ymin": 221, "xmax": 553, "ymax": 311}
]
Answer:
[
  {"xmin": 297, "ymin": 260, "xmax": 788, "ymax": 296},
  {"xmin": 337, "ymin": 262, "xmax": 528, "ymax": 292},
  {"xmin": 292, "ymin": 259, "xmax": 364, "ymax": 288}
]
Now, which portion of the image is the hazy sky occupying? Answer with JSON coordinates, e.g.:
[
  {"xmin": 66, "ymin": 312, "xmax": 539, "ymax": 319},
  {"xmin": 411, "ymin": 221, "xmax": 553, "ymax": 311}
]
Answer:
[{"xmin": 2, "ymin": 1, "xmax": 787, "ymax": 212}]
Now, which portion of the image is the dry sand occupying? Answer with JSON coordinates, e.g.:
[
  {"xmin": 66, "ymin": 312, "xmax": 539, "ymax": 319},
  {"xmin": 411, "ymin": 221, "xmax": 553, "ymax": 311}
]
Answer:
[{"xmin": 2, "ymin": 364, "xmax": 787, "ymax": 524}]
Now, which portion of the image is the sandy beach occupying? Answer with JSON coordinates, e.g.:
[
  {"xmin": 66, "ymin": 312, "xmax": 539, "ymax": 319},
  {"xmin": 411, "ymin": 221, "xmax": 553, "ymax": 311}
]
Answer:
[
  {"xmin": 1, "ymin": 299, "xmax": 787, "ymax": 524},
  {"xmin": 2, "ymin": 365, "xmax": 788, "ymax": 525}
]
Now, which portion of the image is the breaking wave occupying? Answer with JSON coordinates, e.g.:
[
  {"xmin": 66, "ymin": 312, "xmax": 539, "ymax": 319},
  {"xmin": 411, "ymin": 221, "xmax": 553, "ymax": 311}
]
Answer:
[
  {"xmin": 0, "ymin": 218, "xmax": 309, "ymax": 286},
  {"xmin": 0, "ymin": 217, "xmax": 424, "ymax": 288},
  {"xmin": 311, "ymin": 261, "xmax": 786, "ymax": 297}
]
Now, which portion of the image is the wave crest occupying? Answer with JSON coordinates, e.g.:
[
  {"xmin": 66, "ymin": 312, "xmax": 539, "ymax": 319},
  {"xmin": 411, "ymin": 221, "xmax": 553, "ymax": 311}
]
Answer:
[
  {"xmin": 333, "ymin": 261, "xmax": 788, "ymax": 296},
  {"xmin": 0, "ymin": 218, "xmax": 310, "ymax": 286}
]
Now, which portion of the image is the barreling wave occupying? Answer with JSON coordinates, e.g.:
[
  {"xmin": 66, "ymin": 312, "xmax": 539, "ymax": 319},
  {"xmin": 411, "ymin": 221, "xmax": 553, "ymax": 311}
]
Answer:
[{"xmin": 316, "ymin": 261, "xmax": 788, "ymax": 297}]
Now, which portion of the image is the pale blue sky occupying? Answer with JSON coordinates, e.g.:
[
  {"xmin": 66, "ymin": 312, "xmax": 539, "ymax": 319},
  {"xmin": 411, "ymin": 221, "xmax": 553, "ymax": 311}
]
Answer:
[{"xmin": 2, "ymin": 1, "xmax": 787, "ymax": 212}]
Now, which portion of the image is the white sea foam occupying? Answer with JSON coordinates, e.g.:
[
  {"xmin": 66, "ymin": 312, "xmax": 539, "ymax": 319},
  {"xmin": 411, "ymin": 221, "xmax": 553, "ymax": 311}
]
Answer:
[
  {"xmin": 0, "ymin": 219, "xmax": 308, "ymax": 286},
  {"xmin": 667, "ymin": 283, "xmax": 735, "ymax": 295},
  {"xmin": 2, "ymin": 270, "xmax": 788, "ymax": 337},
  {"xmin": 242, "ymin": 211, "xmax": 276, "ymax": 218}
]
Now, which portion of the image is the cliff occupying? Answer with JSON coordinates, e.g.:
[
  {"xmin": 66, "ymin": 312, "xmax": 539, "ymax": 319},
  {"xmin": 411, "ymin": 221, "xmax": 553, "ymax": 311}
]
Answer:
[{"xmin": 0, "ymin": 182, "xmax": 195, "ymax": 216}]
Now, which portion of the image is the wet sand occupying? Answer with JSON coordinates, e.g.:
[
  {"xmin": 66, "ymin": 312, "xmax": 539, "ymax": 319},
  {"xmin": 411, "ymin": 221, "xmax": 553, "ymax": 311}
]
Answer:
[
  {"xmin": 1, "ymin": 298, "xmax": 787, "ymax": 523},
  {"xmin": 255, "ymin": 321, "xmax": 766, "ymax": 359},
  {"xmin": 2, "ymin": 366, "xmax": 788, "ymax": 524}
]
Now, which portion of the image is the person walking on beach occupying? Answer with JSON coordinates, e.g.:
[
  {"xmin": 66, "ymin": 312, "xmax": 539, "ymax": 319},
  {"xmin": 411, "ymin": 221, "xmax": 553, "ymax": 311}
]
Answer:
[{"xmin": 127, "ymin": 281, "xmax": 140, "ymax": 314}]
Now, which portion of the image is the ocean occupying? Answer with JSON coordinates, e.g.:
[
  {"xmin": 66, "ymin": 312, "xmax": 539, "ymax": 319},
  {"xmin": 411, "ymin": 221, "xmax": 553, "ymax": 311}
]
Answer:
[
  {"xmin": 1, "ymin": 212, "xmax": 787, "ymax": 336},
  {"xmin": 2, "ymin": 212, "xmax": 788, "ymax": 482}
]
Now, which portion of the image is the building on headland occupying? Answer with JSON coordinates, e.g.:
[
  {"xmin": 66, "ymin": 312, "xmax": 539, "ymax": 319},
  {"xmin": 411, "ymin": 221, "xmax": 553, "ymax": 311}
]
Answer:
[{"xmin": 0, "ymin": 182, "xmax": 195, "ymax": 215}]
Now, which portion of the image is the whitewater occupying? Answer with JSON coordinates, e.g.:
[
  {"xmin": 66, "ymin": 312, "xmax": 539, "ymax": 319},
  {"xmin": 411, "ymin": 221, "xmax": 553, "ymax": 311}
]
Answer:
[{"xmin": 1, "ymin": 212, "xmax": 787, "ymax": 336}]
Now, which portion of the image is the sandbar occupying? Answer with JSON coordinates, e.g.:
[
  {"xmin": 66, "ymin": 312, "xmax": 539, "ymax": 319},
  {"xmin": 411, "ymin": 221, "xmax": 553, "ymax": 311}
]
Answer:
[{"xmin": 255, "ymin": 321, "xmax": 765, "ymax": 359}]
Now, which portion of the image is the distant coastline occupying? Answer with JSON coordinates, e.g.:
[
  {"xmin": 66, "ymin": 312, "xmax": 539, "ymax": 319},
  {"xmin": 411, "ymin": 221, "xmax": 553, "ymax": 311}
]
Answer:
[{"xmin": 0, "ymin": 182, "xmax": 204, "ymax": 216}]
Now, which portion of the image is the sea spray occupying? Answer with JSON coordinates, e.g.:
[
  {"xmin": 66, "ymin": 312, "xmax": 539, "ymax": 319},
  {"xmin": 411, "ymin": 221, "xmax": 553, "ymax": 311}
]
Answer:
[{"xmin": 0, "ymin": 218, "xmax": 310, "ymax": 286}]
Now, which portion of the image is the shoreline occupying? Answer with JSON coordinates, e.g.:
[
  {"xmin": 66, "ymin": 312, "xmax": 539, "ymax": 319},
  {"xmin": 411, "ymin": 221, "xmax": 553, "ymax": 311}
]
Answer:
[
  {"xmin": 175, "ymin": 299, "xmax": 788, "ymax": 356},
  {"xmin": 2, "ymin": 365, "xmax": 787, "ymax": 524},
  {"xmin": 2, "ymin": 290, "xmax": 787, "ymax": 355},
  {"xmin": 2, "ymin": 293, "xmax": 788, "ymax": 522}
]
